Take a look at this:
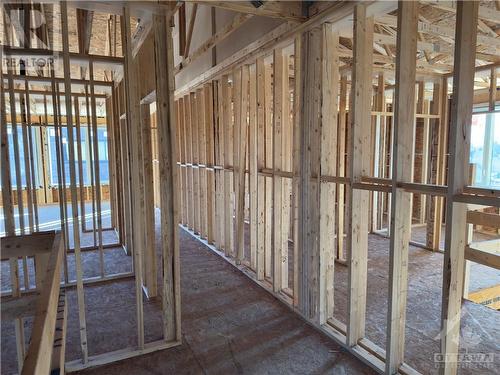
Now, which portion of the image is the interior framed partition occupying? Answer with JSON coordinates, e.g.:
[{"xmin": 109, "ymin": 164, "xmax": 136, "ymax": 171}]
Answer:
[
  {"xmin": 172, "ymin": 1, "xmax": 499, "ymax": 375},
  {"xmin": 1, "ymin": 1, "xmax": 499, "ymax": 374},
  {"xmin": 1, "ymin": 2, "xmax": 181, "ymax": 373}
]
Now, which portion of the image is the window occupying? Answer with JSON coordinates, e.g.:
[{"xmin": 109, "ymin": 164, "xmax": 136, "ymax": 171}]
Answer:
[
  {"xmin": 470, "ymin": 112, "xmax": 500, "ymax": 188},
  {"xmin": 97, "ymin": 127, "xmax": 110, "ymax": 184},
  {"xmin": 47, "ymin": 125, "xmax": 109, "ymax": 186},
  {"xmin": 6, "ymin": 124, "xmax": 41, "ymax": 188},
  {"xmin": 48, "ymin": 126, "xmax": 80, "ymax": 186}
]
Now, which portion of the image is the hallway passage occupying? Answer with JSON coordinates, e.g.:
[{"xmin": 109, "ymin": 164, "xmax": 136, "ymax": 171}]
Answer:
[{"xmin": 73, "ymin": 228, "xmax": 375, "ymax": 375}]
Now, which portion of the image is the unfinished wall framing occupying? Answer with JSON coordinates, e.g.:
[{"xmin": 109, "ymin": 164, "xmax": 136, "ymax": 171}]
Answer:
[
  {"xmin": 1, "ymin": 1, "xmax": 499, "ymax": 375},
  {"xmin": 1, "ymin": 2, "xmax": 181, "ymax": 373},
  {"xmin": 173, "ymin": 1, "xmax": 499, "ymax": 375}
]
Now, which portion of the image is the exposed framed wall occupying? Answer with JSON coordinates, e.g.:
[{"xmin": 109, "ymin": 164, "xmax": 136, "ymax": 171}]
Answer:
[
  {"xmin": 1, "ymin": 3, "xmax": 181, "ymax": 373},
  {"xmin": 171, "ymin": 2, "xmax": 499, "ymax": 375}
]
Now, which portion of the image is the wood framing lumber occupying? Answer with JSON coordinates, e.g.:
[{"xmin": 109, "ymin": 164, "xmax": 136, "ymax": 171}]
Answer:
[
  {"xmin": 466, "ymin": 210, "xmax": 500, "ymax": 228},
  {"xmin": 123, "ymin": 4, "xmax": 145, "ymax": 349},
  {"xmin": 65, "ymin": 340, "xmax": 181, "ymax": 373},
  {"xmin": 346, "ymin": 3, "xmax": 373, "ymax": 347},
  {"xmin": 375, "ymin": 14, "xmax": 500, "ymax": 51},
  {"xmin": 234, "ymin": 66, "xmax": 249, "ymax": 264},
  {"xmin": 465, "ymin": 244, "xmax": 500, "ymax": 269},
  {"xmin": 178, "ymin": 3, "xmax": 186, "ymax": 56},
  {"xmin": 336, "ymin": 75, "xmax": 348, "ymax": 261},
  {"xmin": 385, "ymin": 2, "xmax": 418, "ymax": 373},
  {"xmin": 59, "ymin": 0, "xmax": 88, "ymax": 363},
  {"xmin": 74, "ymin": 97, "xmax": 87, "ymax": 232},
  {"xmin": 292, "ymin": 38, "xmax": 301, "ymax": 306},
  {"xmin": 89, "ymin": 61, "xmax": 105, "ymax": 279},
  {"xmin": 273, "ymin": 48, "xmax": 286, "ymax": 291},
  {"xmin": 153, "ymin": 13, "xmax": 181, "ymax": 342},
  {"xmin": 318, "ymin": 23, "xmax": 339, "ymax": 324},
  {"xmin": 298, "ymin": 27, "xmax": 319, "ymax": 320},
  {"xmin": 76, "ymin": 8, "xmax": 93, "ymax": 54},
  {"xmin": 426, "ymin": 81, "xmax": 443, "ymax": 250},
  {"xmin": 215, "ymin": 81, "xmax": 226, "ymax": 250},
  {"xmin": 184, "ymin": 3, "xmax": 198, "ymax": 58},
  {"xmin": 184, "ymin": 93, "xmax": 195, "ymax": 230},
  {"xmin": 178, "ymin": 98, "xmax": 188, "ymax": 226},
  {"xmin": 175, "ymin": 1, "xmax": 402, "ymax": 98},
  {"xmin": 21, "ymin": 232, "xmax": 63, "ymax": 375},
  {"xmin": 3, "ymin": 72, "xmax": 115, "ymax": 88},
  {"xmin": 197, "ymin": 88, "xmax": 207, "ymax": 239},
  {"xmin": 1, "ymin": 232, "xmax": 54, "ymax": 259},
  {"xmin": 141, "ymin": 104, "xmax": 158, "ymax": 298},
  {"xmin": 25, "ymin": 83, "xmax": 40, "ymax": 232},
  {"xmin": 256, "ymin": 57, "xmax": 266, "ymax": 281},
  {"xmin": 264, "ymin": 63, "xmax": 273, "ymax": 280},
  {"xmin": 85, "ymin": 84, "xmax": 96, "ymax": 249},
  {"xmin": 249, "ymin": 64, "xmax": 258, "ymax": 270},
  {"xmin": 105, "ymin": 97, "xmax": 118, "ymax": 231},
  {"xmin": 1, "ymin": 64, "xmax": 15, "ymax": 235},
  {"xmin": 132, "ymin": 14, "xmax": 153, "ymax": 58},
  {"xmin": 191, "ymin": 91, "xmax": 200, "ymax": 234},
  {"xmin": 187, "ymin": 1, "xmax": 305, "ymax": 22},
  {"xmin": 6, "ymin": 60, "xmax": 25, "ymax": 236},
  {"xmin": 297, "ymin": 23, "xmax": 339, "ymax": 323},
  {"xmin": 204, "ymin": 83, "xmax": 216, "ymax": 244},
  {"xmin": 489, "ymin": 67, "xmax": 497, "ymax": 112},
  {"xmin": 422, "ymin": 0, "xmax": 500, "ymax": 24},
  {"xmin": 49, "ymin": 291, "xmax": 67, "ymax": 374},
  {"xmin": 176, "ymin": 13, "xmax": 253, "ymax": 72},
  {"xmin": 19, "ymin": 90, "xmax": 35, "ymax": 233},
  {"xmin": 50, "ymin": 62, "xmax": 71, "ymax": 281},
  {"xmin": 222, "ymin": 75, "xmax": 234, "ymax": 257},
  {"xmin": 440, "ymin": 2, "xmax": 479, "ymax": 374}
]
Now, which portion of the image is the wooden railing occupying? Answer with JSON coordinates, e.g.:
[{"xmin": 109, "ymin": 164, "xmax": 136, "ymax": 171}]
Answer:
[{"xmin": 1, "ymin": 231, "xmax": 66, "ymax": 375}]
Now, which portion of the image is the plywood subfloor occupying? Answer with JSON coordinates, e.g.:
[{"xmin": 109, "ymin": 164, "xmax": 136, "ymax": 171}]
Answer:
[
  {"xmin": 73, "ymin": 229, "xmax": 375, "ymax": 375},
  {"xmin": 1, "ymin": 209, "xmax": 498, "ymax": 374},
  {"xmin": 1, "ymin": 226, "xmax": 374, "ymax": 375}
]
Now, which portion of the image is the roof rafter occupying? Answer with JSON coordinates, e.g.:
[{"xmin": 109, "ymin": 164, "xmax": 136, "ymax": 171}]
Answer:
[
  {"xmin": 185, "ymin": 1, "xmax": 305, "ymax": 22},
  {"xmin": 422, "ymin": 0, "xmax": 500, "ymax": 25},
  {"xmin": 376, "ymin": 14, "xmax": 500, "ymax": 54}
]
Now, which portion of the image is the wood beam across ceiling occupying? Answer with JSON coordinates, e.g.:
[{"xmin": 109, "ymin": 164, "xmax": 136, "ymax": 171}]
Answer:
[
  {"xmin": 176, "ymin": 13, "xmax": 253, "ymax": 73},
  {"xmin": 175, "ymin": 1, "xmax": 400, "ymax": 95},
  {"xmin": 186, "ymin": 1, "xmax": 306, "ymax": 22}
]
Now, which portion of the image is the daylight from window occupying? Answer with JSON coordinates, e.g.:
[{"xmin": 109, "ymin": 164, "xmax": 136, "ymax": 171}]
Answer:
[{"xmin": 470, "ymin": 112, "xmax": 500, "ymax": 188}]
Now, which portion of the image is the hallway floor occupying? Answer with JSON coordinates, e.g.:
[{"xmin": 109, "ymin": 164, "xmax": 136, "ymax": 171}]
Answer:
[
  {"xmin": 73, "ymin": 229, "xmax": 375, "ymax": 375},
  {"xmin": 1, "ymin": 209, "xmax": 497, "ymax": 374}
]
